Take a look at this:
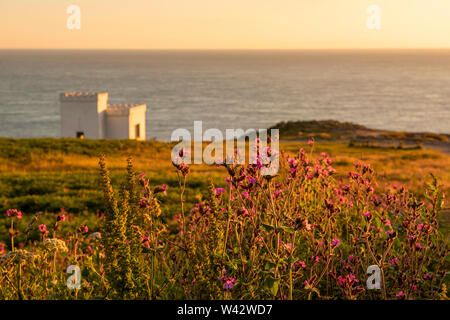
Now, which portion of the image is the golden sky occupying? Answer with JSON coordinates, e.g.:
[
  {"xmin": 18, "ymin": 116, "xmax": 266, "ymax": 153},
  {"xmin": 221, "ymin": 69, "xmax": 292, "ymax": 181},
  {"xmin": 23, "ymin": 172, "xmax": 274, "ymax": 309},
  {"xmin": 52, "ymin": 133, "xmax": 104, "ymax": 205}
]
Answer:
[{"xmin": 1, "ymin": 0, "xmax": 450, "ymax": 49}]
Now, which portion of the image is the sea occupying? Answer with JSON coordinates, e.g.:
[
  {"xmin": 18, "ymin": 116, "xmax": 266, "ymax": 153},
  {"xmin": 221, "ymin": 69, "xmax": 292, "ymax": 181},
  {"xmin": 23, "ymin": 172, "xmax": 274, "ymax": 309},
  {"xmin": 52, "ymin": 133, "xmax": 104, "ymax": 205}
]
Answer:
[{"xmin": 0, "ymin": 49, "xmax": 449, "ymax": 141}]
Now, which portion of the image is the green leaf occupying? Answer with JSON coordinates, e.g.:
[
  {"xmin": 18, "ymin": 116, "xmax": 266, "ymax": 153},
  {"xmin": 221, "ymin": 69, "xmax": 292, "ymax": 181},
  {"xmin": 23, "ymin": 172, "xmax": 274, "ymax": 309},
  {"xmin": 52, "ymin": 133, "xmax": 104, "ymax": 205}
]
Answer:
[
  {"xmin": 264, "ymin": 276, "xmax": 280, "ymax": 297},
  {"xmin": 264, "ymin": 260, "xmax": 276, "ymax": 270},
  {"xmin": 280, "ymin": 226, "xmax": 294, "ymax": 234},
  {"xmin": 261, "ymin": 224, "xmax": 274, "ymax": 232},
  {"xmin": 286, "ymin": 256, "xmax": 295, "ymax": 266}
]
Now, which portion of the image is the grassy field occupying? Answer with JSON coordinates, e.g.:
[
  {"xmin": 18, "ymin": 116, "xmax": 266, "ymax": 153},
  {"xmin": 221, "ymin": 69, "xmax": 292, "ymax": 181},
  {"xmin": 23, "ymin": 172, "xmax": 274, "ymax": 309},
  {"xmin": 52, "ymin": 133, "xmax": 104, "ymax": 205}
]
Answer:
[
  {"xmin": 0, "ymin": 137, "xmax": 449, "ymax": 242},
  {"xmin": 0, "ymin": 136, "xmax": 449, "ymax": 299},
  {"xmin": 1, "ymin": 137, "xmax": 449, "ymax": 210}
]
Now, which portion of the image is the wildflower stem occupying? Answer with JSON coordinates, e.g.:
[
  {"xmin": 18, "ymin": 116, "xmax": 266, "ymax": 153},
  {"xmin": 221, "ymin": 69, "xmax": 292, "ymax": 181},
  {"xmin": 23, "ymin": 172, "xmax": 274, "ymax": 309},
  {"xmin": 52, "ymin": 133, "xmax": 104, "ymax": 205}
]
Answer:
[
  {"xmin": 17, "ymin": 262, "xmax": 24, "ymax": 300},
  {"xmin": 10, "ymin": 219, "xmax": 14, "ymax": 252},
  {"xmin": 177, "ymin": 172, "xmax": 187, "ymax": 238}
]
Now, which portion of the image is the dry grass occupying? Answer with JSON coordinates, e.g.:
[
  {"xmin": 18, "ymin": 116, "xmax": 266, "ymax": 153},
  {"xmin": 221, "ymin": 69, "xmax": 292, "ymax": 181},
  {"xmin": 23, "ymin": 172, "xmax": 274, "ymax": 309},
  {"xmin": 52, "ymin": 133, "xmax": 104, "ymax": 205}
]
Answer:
[
  {"xmin": 281, "ymin": 142, "xmax": 450, "ymax": 195},
  {"xmin": 1, "ymin": 140, "xmax": 449, "ymax": 195}
]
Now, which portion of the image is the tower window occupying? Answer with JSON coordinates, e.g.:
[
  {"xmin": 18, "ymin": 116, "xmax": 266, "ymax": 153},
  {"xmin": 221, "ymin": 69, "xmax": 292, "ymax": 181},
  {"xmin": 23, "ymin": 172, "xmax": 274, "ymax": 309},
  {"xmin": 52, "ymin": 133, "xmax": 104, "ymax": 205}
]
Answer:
[{"xmin": 135, "ymin": 124, "xmax": 140, "ymax": 139}]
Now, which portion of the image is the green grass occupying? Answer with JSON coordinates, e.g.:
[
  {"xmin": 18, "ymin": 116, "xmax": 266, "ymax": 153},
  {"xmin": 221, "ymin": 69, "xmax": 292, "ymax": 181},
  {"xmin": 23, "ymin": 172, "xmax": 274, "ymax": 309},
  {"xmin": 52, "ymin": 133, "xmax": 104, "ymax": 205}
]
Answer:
[{"xmin": 0, "ymin": 137, "xmax": 449, "ymax": 243}]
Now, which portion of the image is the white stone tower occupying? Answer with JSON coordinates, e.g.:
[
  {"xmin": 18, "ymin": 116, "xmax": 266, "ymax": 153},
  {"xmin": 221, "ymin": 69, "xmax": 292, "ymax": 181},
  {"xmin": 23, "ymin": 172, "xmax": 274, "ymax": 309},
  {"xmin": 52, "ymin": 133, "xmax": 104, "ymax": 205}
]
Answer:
[
  {"xmin": 60, "ymin": 92, "xmax": 146, "ymax": 140},
  {"xmin": 60, "ymin": 92, "xmax": 108, "ymax": 139}
]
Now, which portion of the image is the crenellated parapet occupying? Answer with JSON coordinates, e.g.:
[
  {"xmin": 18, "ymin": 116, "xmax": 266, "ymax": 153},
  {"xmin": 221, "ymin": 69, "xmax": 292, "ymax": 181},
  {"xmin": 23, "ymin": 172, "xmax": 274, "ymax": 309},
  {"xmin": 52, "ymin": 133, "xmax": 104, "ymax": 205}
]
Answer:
[
  {"xmin": 106, "ymin": 104, "xmax": 146, "ymax": 116},
  {"xmin": 59, "ymin": 92, "xmax": 108, "ymax": 102}
]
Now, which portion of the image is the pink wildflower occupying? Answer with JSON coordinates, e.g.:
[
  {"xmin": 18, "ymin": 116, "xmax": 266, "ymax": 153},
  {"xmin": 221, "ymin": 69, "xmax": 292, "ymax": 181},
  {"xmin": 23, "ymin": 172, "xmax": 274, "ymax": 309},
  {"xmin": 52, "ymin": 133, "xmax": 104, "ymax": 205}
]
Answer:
[
  {"xmin": 84, "ymin": 246, "xmax": 93, "ymax": 255},
  {"xmin": 247, "ymin": 177, "xmax": 257, "ymax": 184},
  {"xmin": 6, "ymin": 209, "xmax": 23, "ymax": 219},
  {"xmin": 78, "ymin": 225, "xmax": 89, "ymax": 234},
  {"xmin": 389, "ymin": 258, "xmax": 399, "ymax": 265},
  {"xmin": 288, "ymin": 158, "xmax": 297, "ymax": 167},
  {"xmin": 224, "ymin": 278, "xmax": 235, "ymax": 290},
  {"xmin": 332, "ymin": 238, "xmax": 340, "ymax": 247}
]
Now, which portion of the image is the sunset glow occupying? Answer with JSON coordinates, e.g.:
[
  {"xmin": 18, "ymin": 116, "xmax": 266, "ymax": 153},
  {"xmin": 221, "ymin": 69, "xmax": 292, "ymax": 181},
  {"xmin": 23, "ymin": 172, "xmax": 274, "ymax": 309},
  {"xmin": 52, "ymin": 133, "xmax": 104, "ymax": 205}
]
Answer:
[{"xmin": 1, "ymin": 0, "xmax": 450, "ymax": 49}]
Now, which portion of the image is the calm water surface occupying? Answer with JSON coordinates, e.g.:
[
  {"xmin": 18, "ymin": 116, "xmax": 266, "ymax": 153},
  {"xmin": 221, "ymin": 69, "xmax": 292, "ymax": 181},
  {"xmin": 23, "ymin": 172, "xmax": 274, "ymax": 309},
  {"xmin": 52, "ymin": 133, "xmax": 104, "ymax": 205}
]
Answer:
[{"xmin": 0, "ymin": 50, "xmax": 449, "ymax": 140}]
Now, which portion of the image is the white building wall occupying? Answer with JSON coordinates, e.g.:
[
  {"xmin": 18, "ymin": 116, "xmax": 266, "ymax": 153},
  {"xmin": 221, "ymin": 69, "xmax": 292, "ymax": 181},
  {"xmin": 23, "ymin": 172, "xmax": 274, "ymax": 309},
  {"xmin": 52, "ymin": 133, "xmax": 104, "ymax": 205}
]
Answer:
[
  {"xmin": 60, "ymin": 93, "xmax": 108, "ymax": 139},
  {"xmin": 97, "ymin": 94, "xmax": 108, "ymax": 139},
  {"xmin": 105, "ymin": 115, "xmax": 130, "ymax": 139},
  {"xmin": 129, "ymin": 105, "xmax": 147, "ymax": 140}
]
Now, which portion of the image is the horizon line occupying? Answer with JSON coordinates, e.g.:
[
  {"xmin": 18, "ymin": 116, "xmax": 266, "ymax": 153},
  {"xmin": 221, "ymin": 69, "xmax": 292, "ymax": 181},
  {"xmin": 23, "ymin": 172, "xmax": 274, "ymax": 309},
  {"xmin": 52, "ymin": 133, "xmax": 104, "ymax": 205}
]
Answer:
[{"xmin": 2, "ymin": 47, "xmax": 450, "ymax": 51}]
